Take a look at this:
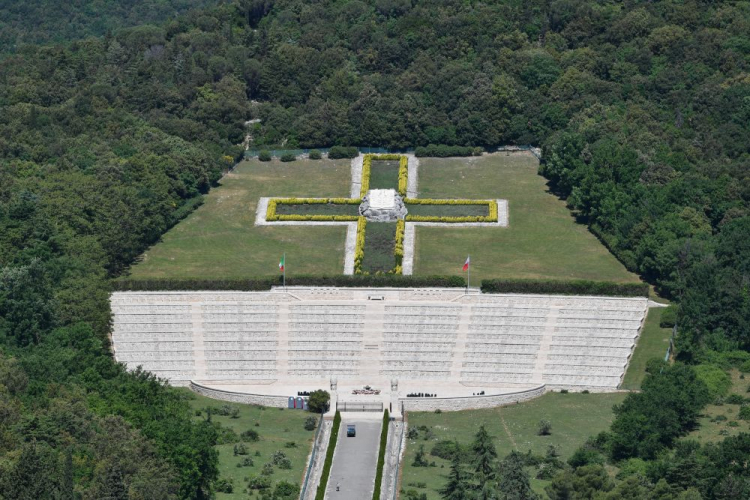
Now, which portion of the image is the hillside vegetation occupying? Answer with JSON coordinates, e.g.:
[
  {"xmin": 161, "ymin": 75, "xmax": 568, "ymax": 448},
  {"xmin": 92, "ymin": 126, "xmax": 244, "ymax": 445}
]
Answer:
[{"xmin": 0, "ymin": 0, "xmax": 748, "ymax": 498}]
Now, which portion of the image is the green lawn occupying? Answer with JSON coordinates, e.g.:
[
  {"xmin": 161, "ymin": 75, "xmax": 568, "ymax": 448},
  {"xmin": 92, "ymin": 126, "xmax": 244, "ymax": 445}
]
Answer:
[
  {"xmin": 687, "ymin": 369, "xmax": 750, "ymax": 445},
  {"xmin": 275, "ymin": 203, "xmax": 358, "ymax": 216},
  {"xmin": 413, "ymin": 154, "xmax": 639, "ymax": 283},
  {"xmin": 401, "ymin": 392, "xmax": 627, "ymax": 499},
  {"xmin": 369, "ymin": 160, "xmax": 400, "ymax": 189},
  {"xmin": 621, "ymin": 307, "xmax": 673, "ymax": 390},
  {"xmin": 128, "ymin": 158, "xmax": 352, "ymax": 279},
  {"xmin": 361, "ymin": 222, "xmax": 397, "ymax": 273},
  {"xmin": 181, "ymin": 389, "xmax": 317, "ymax": 499},
  {"xmin": 406, "ymin": 203, "xmax": 489, "ymax": 217}
]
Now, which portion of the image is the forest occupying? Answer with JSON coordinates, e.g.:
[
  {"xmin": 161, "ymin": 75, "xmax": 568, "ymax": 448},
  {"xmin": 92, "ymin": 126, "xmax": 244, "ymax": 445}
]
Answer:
[{"xmin": 0, "ymin": 0, "xmax": 748, "ymax": 498}]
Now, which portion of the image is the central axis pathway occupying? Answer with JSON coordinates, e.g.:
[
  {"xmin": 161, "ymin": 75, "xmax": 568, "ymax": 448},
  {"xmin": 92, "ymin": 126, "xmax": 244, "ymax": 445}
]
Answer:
[{"xmin": 325, "ymin": 413, "xmax": 383, "ymax": 500}]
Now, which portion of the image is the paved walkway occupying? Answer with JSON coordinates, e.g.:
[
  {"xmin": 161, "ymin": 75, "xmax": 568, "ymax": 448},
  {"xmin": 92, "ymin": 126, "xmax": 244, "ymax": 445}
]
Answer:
[{"xmin": 325, "ymin": 418, "xmax": 382, "ymax": 500}]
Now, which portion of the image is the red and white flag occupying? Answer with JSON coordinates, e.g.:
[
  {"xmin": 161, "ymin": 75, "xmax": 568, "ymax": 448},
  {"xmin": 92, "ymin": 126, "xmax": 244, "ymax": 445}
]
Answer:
[{"xmin": 462, "ymin": 256, "xmax": 470, "ymax": 271}]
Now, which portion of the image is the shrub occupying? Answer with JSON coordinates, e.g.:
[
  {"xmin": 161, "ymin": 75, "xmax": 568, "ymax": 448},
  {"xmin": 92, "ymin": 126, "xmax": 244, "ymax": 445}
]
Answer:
[
  {"xmin": 659, "ymin": 304, "xmax": 677, "ymax": 328},
  {"xmin": 241, "ymin": 429, "xmax": 260, "ymax": 442},
  {"xmin": 741, "ymin": 360, "xmax": 750, "ymax": 373},
  {"xmin": 233, "ymin": 443, "xmax": 248, "ymax": 456},
  {"xmin": 481, "ymin": 279, "xmax": 649, "ymax": 297},
  {"xmin": 308, "ymin": 149, "xmax": 322, "ymax": 160},
  {"xmin": 354, "ymin": 217, "xmax": 366, "ymax": 274},
  {"xmin": 315, "ymin": 411, "xmax": 342, "ymax": 500},
  {"xmin": 280, "ymin": 153, "xmax": 296, "ymax": 162},
  {"xmin": 430, "ymin": 440, "xmax": 463, "ymax": 460},
  {"xmin": 328, "ymin": 146, "xmax": 359, "ymax": 159},
  {"xmin": 568, "ymin": 446, "xmax": 604, "ymax": 467},
  {"xmin": 726, "ymin": 394, "xmax": 745, "ymax": 405},
  {"xmin": 261, "ymin": 463, "xmax": 274, "ymax": 475},
  {"xmin": 304, "ymin": 416, "xmax": 318, "ymax": 431},
  {"xmin": 114, "ymin": 274, "xmax": 466, "ymax": 291},
  {"xmin": 414, "ymin": 144, "xmax": 483, "ymax": 157},
  {"xmin": 695, "ymin": 364, "xmax": 732, "ymax": 399},
  {"xmin": 215, "ymin": 478, "xmax": 233, "ymax": 493},
  {"xmin": 739, "ymin": 406, "xmax": 750, "ymax": 420},
  {"xmin": 258, "ymin": 150, "xmax": 272, "ymax": 161},
  {"xmin": 538, "ymin": 419, "xmax": 552, "ymax": 436},
  {"xmin": 372, "ymin": 410, "xmax": 390, "ymax": 500},
  {"xmin": 307, "ymin": 389, "xmax": 330, "ymax": 413},
  {"xmin": 412, "ymin": 445, "xmax": 429, "ymax": 467},
  {"xmin": 274, "ymin": 480, "xmax": 300, "ymax": 498},
  {"xmin": 398, "ymin": 155, "xmax": 409, "ymax": 196},
  {"xmin": 236, "ymin": 457, "xmax": 254, "ymax": 467},
  {"xmin": 247, "ymin": 475, "xmax": 271, "ymax": 490}
]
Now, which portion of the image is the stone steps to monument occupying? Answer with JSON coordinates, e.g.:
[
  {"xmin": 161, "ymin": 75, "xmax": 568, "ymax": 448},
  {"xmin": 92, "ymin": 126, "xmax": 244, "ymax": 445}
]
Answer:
[
  {"xmin": 546, "ymin": 354, "xmax": 628, "ymax": 366},
  {"xmin": 203, "ymin": 341, "xmax": 278, "ymax": 349},
  {"xmin": 462, "ymin": 353, "xmax": 538, "ymax": 363},
  {"xmin": 384, "ymin": 324, "xmax": 458, "ymax": 332},
  {"xmin": 203, "ymin": 314, "xmax": 279, "ymax": 322},
  {"xmin": 382, "ymin": 333, "xmax": 458, "ymax": 342},
  {"xmin": 558, "ymin": 309, "xmax": 644, "ymax": 320},
  {"xmin": 385, "ymin": 316, "xmax": 461, "ymax": 324},
  {"xmin": 466, "ymin": 334, "xmax": 544, "ymax": 343},
  {"xmin": 289, "ymin": 368, "xmax": 358, "ymax": 376},
  {"xmin": 468, "ymin": 325, "xmax": 545, "ymax": 333},
  {"xmin": 288, "ymin": 350, "xmax": 361, "ymax": 358},
  {"xmin": 114, "ymin": 315, "xmax": 191, "ymax": 323},
  {"xmin": 112, "ymin": 305, "xmax": 191, "ymax": 314},
  {"xmin": 461, "ymin": 362, "xmax": 535, "ymax": 372},
  {"xmin": 554, "ymin": 327, "xmax": 637, "ymax": 336},
  {"xmin": 381, "ymin": 341, "xmax": 455, "ymax": 350},
  {"xmin": 112, "ymin": 332, "xmax": 193, "ymax": 341},
  {"xmin": 116, "ymin": 341, "xmax": 193, "ymax": 351},
  {"xmin": 205, "ymin": 351, "xmax": 279, "ymax": 360},
  {"xmin": 381, "ymin": 351, "xmax": 454, "ymax": 359},
  {"xmin": 461, "ymin": 372, "xmax": 534, "ymax": 383},
  {"xmin": 380, "ymin": 370, "xmax": 451, "ymax": 379},
  {"xmin": 289, "ymin": 359, "xmax": 360, "ymax": 368},
  {"xmin": 464, "ymin": 343, "xmax": 540, "ymax": 353},
  {"xmin": 206, "ymin": 360, "xmax": 277, "ymax": 369},
  {"xmin": 545, "ymin": 374, "xmax": 621, "ymax": 387},
  {"xmin": 202, "ymin": 332, "xmax": 279, "ymax": 340},
  {"xmin": 202, "ymin": 323, "xmax": 279, "ymax": 331},
  {"xmin": 382, "ymin": 360, "xmax": 450, "ymax": 369},
  {"xmin": 550, "ymin": 338, "xmax": 634, "ymax": 348},
  {"xmin": 117, "ymin": 351, "xmax": 194, "ymax": 361},
  {"xmin": 123, "ymin": 360, "xmax": 195, "ymax": 369},
  {"xmin": 556, "ymin": 318, "xmax": 642, "ymax": 328},
  {"xmin": 471, "ymin": 307, "xmax": 550, "ymax": 317},
  {"xmin": 288, "ymin": 341, "xmax": 363, "ymax": 350},
  {"xmin": 113, "ymin": 323, "xmax": 192, "ymax": 333},
  {"xmin": 470, "ymin": 317, "xmax": 548, "ymax": 325},
  {"xmin": 544, "ymin": 364, "xmax": 624, "ymax": 375},
  {"xmin": 204, "ymin": 369, "xmax": 278, "ymax": 377},
  {"xmin": 551, "ymin": 346, "xmax": 633, "ymax": 356}
]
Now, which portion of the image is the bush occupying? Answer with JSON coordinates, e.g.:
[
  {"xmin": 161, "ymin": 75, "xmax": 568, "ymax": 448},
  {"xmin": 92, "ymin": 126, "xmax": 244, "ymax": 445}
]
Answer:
[
  {"xmin": 538, "ymin": 419, "xmax": 552, "ymax": 436},
  {"xmin": 430, "ymin": 440, "xmax": 463, "ymax": 460},
  {"xmin": 659, "ymin": 304, "xmax": 677, "ymax": 328},
  {"xmin": 236, "ymin": 457, "xmax": 254, "ymax": 467},
  {"xmin": 241, "ymin": 429, "xmax": 260, "ymax": 442},
  {"xmin": 695, "ymin": 364, "xmax": 732, "ymax": 399},
  {"xmin": 247, "ymin": 475, "xmax": 271, "ymax": 490},
  {"xmin": 307, "ymin": 390, "xmax": 330, "ymax": 413},
  {"xmin": 308, "ymin": 149, "xmax": 322, "ymax": 160},
  {"xmin": 315, "ymin": 411, "xmax": 341, "ymax": 500},
  {"xmin": 481, "ymin": 279, "xmax": 649, "ymax": 297},
  {"xmin": 215, "ymin": 478, "xmax": 233, "ymax": 493},
  {"xmin": 372, "ymin": 410, "xmax": 390, "ymax": 500},
  {"xmin": 726, "ymin": 394, "xmax": 745, "ymax": 405},
  {"xmin": 114, "ymin": 274, "xmax": 466, "ymax": 291},
  {"xmin": 304, "ymin": 416, "xmax": 318, "ymax": 431},
  {"xmin": 568, "ymin": 446, "xmax": 604, "ymax": 467},
  {"xmin": 233, "ymin": 443, "xmax": 248, "ymax": 456},
  {"xmin": 258, "ymin": 150, "xmax": 272, "ymax": 161},
  {"xmin": 739, "ymin": 406, "xmax": 750, "ymax": 420},
  {"xmin": 412, "ymin": 445, "xmax": 429, "ymax": 467},
  {"xmin": 280, "ymin": 153, "xmax": 296, "ymax": 162},
  {"xmin": 274, "ymin": 481, "xmax": 300, "ymax": 498},
  {"xmin": 328, "ymin": 146, "xmax": 359, "ymax": 159},
  {"xmin": 414, "ymin": 144, "xmax": 483, "ymax": 157},
  {"xmin": 742, "ymin": 360, "xmax": 750, "ymax": 373}
]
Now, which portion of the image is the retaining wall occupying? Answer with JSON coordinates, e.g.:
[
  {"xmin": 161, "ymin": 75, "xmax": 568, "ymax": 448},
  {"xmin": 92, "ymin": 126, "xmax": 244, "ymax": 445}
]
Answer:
[
  {"xmin": 189, "ymin": 381, "xmax": 289, "ymax": 408},
  {"xmin": 399, "ymin": 385, "xmax": 546, "ymax": 412}
]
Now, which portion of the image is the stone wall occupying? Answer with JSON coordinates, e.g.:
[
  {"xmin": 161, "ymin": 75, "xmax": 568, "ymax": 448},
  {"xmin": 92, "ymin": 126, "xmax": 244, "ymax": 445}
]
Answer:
[
  {"xmin": 189, "ymin": 381, "xmax": 289, "ymax": 408},
  {"xmin": 400, "ymin": 385, "xmax": 546, "ymax": 412}
]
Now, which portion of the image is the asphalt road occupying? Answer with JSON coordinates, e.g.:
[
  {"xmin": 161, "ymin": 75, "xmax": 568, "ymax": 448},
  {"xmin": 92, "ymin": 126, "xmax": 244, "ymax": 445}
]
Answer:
[{"xmin": 325, "ymin": 419, "xmax": 382, "ymax": 500}]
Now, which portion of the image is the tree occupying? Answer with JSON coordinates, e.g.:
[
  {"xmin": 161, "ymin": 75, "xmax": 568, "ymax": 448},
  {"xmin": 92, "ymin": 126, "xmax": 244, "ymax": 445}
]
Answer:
[
  {"xmin": 472, "ymin": 425, "xmax": 498, "ymax": 481},
  {"xmin": 538, "ymin": 420, "xmax": 552, "ymax": 436},
  {"xmin": 441, "ymin": 454, "xmax": 470, "ymax": 500},
  {"xmin": 307, "ymin": 390, "xmax": 330, "ymax": 413},
  {"xmin": 497, "ymin": 451, "xmax": 537, "ymax": 500}
]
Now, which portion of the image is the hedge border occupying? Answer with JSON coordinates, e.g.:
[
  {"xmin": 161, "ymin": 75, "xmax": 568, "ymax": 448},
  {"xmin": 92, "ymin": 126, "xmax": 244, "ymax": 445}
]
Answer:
[
  {"xmin": 372, "ymin": 409, "xmax": 390, "ymax": 500},
  {"xmin": 113, "ymin": 275, "xmax": 468, "ymax": 291},
  {"xmin": 354, "ymin": 216, "xmax": 367, "ymax": 274},
  {"xmin": 393, "ymin": 219, "xmax": 405, "ymax": 274},
  {"xmin": 397, "ymin": 156, "xmax": 408, "ymax": 196},
  {"xmin": 480, "ymin": 279, "xmax": 649, "ymax": 297},
  {"xmin": 315, "ymin": 411, "xmax": 341, "ymax": 500},
  {"xmin": 266, "ymin": 197, "xmax": 361, "ymax": 222},
  {"xmin": 404, "ymin": 198, "xmax": 498, "ymax": 223}
]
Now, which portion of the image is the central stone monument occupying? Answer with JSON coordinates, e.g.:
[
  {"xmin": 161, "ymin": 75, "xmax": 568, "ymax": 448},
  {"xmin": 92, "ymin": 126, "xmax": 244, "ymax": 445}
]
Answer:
[{"xmin": 358, "ymin": 189, "xmax": 408, "ymax": 222}]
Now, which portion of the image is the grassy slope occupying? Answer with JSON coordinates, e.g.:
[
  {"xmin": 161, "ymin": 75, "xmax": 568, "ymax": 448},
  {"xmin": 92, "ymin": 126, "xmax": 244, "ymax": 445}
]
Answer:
[
  {"xmin": 361, "ymin": 222, "xmax": 397, "ymax": 272},
  {"xmin": 688, "ymin": 369, "xmax": 750, "ymax": 444},
  {"xmin": 128, "ymin": 158, "xmax": 352, "ymax": 279},
  {"xmin": 401, "ymin": 392, "xmax": 627, "ymax": 499},
  {"xmin": 369, "ymin": 160, "xmax": 400, "ymax": 189},
  {"xmin": 413, "ymin": 154, "xmax": 639, "ymax": 283},
  {"xmin": 182, "ymin": 389, "xmax": 317, "ymax": 499},
  {"xmin": 621, "ymin": 308, "xmax": 673, "ymax": 390}
]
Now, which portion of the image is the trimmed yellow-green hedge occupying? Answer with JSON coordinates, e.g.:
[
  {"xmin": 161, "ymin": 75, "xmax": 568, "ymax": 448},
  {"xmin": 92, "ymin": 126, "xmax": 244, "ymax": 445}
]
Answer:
[
  {"xmin": 397, "ymin": 156, "xmax": 408, "ymax": 196},
  {"xmin": 266, "ymin": 197, "xmax": 361, "ymax": 221},
  {"xmin": 394, "ymin": 219, "xmax": 405, "ymax": 273},
  {"xmin": 354, "ymin": 216, "xmax": 367, "ymax": 274},
  {"xmin": 404, "ymin": 199, "xmax": 499, "ymax": 223}
]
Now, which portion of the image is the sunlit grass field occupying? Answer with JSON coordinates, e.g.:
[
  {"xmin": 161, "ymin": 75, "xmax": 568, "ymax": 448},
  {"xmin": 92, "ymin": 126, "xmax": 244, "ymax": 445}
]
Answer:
[
  {"xmin": 413, "ymin": 154, "xmax": 639, "ymax": 283},
  {"xmin": 401, "ymin": 392, "xmax": 628, "ymax": 499},
  {"xmin": 129, "ymin": 152, "xmax": 639, "ymax": 283},
  {"xmin": 182, "ymin": 389, "xmax": 317, "ymax": 499},
  {"xmin": 621, "ymin": 307, "xmax": 673, "ymax": 390}
]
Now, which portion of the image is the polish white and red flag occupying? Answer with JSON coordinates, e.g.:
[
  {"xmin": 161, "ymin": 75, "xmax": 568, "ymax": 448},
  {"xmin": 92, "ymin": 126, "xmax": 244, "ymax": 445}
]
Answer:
[{"xmin": 462, "ymin": 256, "xmax": 470, "ymax": 271}]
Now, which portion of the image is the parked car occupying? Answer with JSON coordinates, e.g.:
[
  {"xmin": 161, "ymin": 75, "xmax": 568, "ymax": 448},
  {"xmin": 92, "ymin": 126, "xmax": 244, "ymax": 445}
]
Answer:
[{"xmin": 346, "ymin": 424, "xmax": 356, "ymax": 437}]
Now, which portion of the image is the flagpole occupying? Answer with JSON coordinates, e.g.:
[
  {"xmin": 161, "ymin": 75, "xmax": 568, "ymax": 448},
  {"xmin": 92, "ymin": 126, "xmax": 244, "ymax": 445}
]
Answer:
[
  {"xmin": 283, "ymin": 252, "xmax": 286, "ymax": 290},
  {"xmin": 467, "ymin": 254, "xmax": 470, "ymax": 294}
]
